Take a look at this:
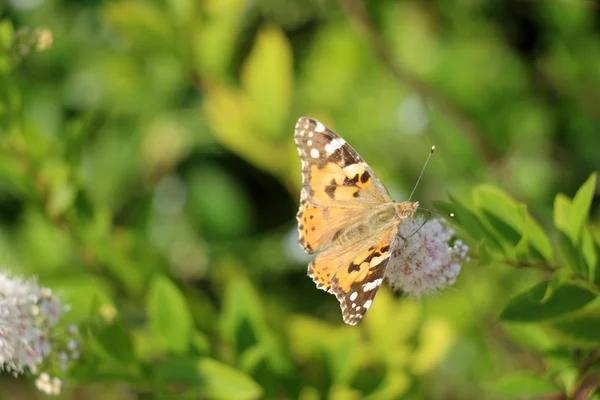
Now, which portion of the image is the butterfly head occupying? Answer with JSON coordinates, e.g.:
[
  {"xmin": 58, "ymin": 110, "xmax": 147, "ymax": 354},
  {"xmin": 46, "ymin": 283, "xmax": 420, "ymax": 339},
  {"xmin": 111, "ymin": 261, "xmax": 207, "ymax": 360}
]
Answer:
[{"xmin": 396, "ymin": 201, "xmax": 419, "ymax": 220}]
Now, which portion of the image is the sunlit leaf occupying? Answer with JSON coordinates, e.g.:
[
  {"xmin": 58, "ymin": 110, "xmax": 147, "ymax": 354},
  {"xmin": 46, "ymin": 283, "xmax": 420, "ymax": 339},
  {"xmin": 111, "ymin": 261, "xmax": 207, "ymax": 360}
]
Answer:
[
  {"xmin": 524, "ymin": 212, "xmax": 553, "ymax": 261},
  {"xmin": 363, "ymin": 371, "xmax": 410, "ymax": 400},
  {"xmin": 105, "ymin": 1, "xmax": 176, "ymax": 50},
  {"xmin": 477, "ymin": 241, "xmax": 495, "ymax": 266},
  {"xmin": 147, "ymin": 275, "xmax": 194, "ymax": 354},
  {"xmin": 582, "ymin": 227, "xmax": 598, "ymax": 281},
  {"xmin": 446, "ymin": 195, "xmax": 504, "ymax": 252},
  {"xmin": 491, "ymin": 372, "xmax": 559, "ymax": 396},
  {"xmin": 556, "ymin": 230, "xmax": 585, "ymax": 274},
  {"xmin": 502, "ymin": 324, "xmax": 557, "ymax": 353},
  {"xmin": 570, "ymin": 173, "xmax": 596, "ymax": 243},
  {"xmin": 164, "ymin": 0, "xmax": 195, "ymax": 26},
  {"xmin": 411, "ymin": 318, "xmax": 455, "ymax": 374},
  {"xmin": 196, "ymin": 358, "xmax": 263, "ymax": 400},
  {"xmin": 553, "ymin": 193, "xmax": 572, "ymax": 235},
  {"xmin": 474, "ymin": 185, "xmax": 524, "ymax": 232},
  {"xmin": 241, "ymin": 26, "xmax": 292, "ymax": 138}
]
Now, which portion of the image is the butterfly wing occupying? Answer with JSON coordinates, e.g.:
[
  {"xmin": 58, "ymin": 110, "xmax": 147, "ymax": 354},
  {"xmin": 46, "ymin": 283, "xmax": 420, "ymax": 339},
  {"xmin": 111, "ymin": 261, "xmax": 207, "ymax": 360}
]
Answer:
[
  {"xmin": 295, "ymin": 117, "xmax": 394, "ymax": 255},
  {"xmin": 309, "ymin": 223, "xmax": 399, "ymax": 325},
  {"xmin": 294, "ymin": 117, "xmax": 392, "ymax": 209},
  {"xmin": 294, "ymin": 117, "xmax": 401, "ymax": 325}
]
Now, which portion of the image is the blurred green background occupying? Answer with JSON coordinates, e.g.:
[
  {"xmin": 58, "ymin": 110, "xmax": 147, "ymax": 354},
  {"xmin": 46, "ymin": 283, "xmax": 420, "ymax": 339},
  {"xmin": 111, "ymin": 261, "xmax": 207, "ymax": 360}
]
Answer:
[{"xmin": 1, "ymin": 0, "xmax": 600, "ymax": 399}]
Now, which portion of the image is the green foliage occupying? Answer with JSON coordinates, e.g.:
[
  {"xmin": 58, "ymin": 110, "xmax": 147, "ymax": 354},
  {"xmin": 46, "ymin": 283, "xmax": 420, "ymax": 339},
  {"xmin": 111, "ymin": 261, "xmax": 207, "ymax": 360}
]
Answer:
[
  {"xmin": 440, "ymin": 174, "xmax": 600, "ymax": 397},
  {"xmin": 1, "ymin": 1, "xmax": 600, "ymax": 399}
]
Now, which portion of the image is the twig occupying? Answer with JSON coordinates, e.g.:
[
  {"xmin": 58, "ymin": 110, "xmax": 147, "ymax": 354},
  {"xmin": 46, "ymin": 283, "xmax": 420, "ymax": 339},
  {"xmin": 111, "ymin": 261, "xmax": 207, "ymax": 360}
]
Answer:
[
  {"xmin": 337, "ymin": 0, "xmax": 500, "ymax": 162},
  {"xmin": 501, "ymin": 258, "xmax": 559, "ymax": 273}
]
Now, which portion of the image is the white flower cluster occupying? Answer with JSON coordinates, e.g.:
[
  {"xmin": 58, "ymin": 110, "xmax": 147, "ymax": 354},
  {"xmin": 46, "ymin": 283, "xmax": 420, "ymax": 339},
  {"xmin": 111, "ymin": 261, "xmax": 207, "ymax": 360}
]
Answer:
[
  {"xmin": 385, "ymin": 217, "xmax": 469, "ymax": 295},
  {"xmin": 0, "ymin": 272, "xmax": 79, "ymax": 395}
]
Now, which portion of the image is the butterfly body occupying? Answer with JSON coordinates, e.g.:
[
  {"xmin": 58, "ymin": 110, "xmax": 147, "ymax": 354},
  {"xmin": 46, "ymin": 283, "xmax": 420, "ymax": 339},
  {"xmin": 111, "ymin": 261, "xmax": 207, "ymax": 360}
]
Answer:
[{"xmin": 294, "ymin": 117, "xmax": 419, "ymax": 325}]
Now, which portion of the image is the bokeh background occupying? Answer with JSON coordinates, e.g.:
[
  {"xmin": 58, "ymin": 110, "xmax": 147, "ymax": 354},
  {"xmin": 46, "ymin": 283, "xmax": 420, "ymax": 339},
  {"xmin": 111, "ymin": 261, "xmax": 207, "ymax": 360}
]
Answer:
[{"xmin": 1, "ymin": 0, "xmax": 600, "ymax": 398}]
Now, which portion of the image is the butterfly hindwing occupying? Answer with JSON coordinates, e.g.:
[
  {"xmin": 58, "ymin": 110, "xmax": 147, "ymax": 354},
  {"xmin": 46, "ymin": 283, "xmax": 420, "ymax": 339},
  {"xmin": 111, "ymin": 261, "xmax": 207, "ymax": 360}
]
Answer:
[{"xmin": 308, "ymin": 224, "xmax": 398, "ymax": 325}]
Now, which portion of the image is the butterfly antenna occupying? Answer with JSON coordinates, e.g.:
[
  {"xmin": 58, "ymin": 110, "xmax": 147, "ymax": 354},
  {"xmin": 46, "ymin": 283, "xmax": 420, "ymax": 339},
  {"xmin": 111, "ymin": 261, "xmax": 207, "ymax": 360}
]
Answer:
[
  {"xmin": 408, "ymin": 145, "xmax": 435, "ymax": 202},
  {"xmin": 409, "ymin": 208, "xmax": 455, "ymax": 237},
  {"xmin": 418, "ymin": 207, "xmax": 455, "ymax": 218}
]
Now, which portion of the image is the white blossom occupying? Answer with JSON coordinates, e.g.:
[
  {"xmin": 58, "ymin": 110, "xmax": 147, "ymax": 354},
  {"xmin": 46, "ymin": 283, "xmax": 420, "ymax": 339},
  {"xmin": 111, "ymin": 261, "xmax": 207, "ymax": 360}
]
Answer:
[
  {"xmin": 385, "ymin": 217, "xmax": 469, "ymax": 295},
  {"xmin": 0, "ymin": 271, "xmax": 80, "ymax": 395}
]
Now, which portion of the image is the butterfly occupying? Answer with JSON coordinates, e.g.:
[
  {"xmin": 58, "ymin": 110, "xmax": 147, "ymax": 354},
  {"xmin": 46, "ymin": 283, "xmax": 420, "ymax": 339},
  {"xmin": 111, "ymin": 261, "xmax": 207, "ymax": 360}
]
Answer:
[{"xmin": 294, "ymin": 117, "xmax": 421, "ymax": 325}]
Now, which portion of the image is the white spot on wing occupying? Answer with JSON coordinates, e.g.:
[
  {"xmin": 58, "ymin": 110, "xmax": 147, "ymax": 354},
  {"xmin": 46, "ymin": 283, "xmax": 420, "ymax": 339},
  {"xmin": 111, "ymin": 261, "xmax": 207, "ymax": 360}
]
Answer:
[
  {"xmin": 350, "ymin": 292, "xmax": 358, "ymax": 301},
  {"xmin": 370, "ymin": 254, "xmax": 387, "ymax": 267},
  {"xmin": 310, "ymin": 148, "xmax": 320, "ymax": 158},
  {"xmin": 307, "ymin": 140, "xmax": 312, "ymax": 146},
  {"xmin": 363, "ymin": 278, "xmax": 383, "ymax": 292},
  {"xmin": 308, "ymin": 131, "xmax": 314, "ymax": 138},
  {"xmin": 315, "ymin": 122, "xmax": 326, "ymax": 132},
  {"xmin": 364, "ymin": 300, "xmax": 372, "ymax": 309}
]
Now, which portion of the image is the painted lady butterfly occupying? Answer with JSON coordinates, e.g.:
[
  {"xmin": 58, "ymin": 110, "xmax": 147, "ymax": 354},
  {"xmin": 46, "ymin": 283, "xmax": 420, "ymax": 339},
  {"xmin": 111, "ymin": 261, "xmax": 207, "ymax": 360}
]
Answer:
[{"xmin": 295, "ymin": 117, "xmax": 423, "ymax": 325}]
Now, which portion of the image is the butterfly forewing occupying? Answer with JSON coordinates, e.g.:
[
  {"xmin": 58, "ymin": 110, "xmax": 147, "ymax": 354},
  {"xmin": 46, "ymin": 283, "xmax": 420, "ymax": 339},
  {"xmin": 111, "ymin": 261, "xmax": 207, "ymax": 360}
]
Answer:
[{"xmin": 294, "ymin": 117, "xmax": 392, "ymax": 208}]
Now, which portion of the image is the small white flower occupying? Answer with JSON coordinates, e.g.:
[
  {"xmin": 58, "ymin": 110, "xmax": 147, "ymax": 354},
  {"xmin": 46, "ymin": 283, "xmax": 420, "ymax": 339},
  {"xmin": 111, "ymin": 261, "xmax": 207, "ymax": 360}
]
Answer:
[
  {"xmin": 385, "ymin": 217, "xmax": 469, "ymax": 295},
  {"xmin": 67, "ymin": 325, "xmax": 78, "ymax": 335},
  {"xmin": 0, "ymin": 271, "xmax": 74, "ymax": 395},
  {"xmin": 67, "ymin": 339, "xmax": 78, "ymax": 351},
  {"xmin": 35, "ymin": 373, "xmax": 63, "ymax": 395},
  {"xmin": 39, "ymin": 297, "xmax": 63, "ymax": 326}
]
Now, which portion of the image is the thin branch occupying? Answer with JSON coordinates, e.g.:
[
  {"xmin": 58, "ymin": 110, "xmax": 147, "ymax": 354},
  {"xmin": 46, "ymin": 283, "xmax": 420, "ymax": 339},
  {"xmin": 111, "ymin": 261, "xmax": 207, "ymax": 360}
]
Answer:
[
  {"xmin": 337, "ymin": 0, "xmax": 500, "ymax": 162},
  {"xmin": 501, "ymin": 258, "xmax": 559, "ymax": 273}
]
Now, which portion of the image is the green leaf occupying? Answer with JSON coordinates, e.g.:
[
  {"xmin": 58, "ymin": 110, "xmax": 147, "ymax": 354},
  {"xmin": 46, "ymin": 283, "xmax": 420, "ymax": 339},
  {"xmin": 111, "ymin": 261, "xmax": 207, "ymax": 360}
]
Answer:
[
  {"xmin": 570, "ymin": 173, "xmax": 597, "ymax": 243},
  {"xmin": 524, "ymin": 212, "xmax": 553, "ymax": 262},
  {"xmin": 491, "ymin": 372, "xmax": 559, "ymax": 396},
  {"xmin": 541, "ymin": 268, "xmax": 572, "ymax": 303},
  {"xmin": 582, "ymin": 228, "xmax": 598, "ymax": 281},
  {"xmin": 186, "ymin": 165, "xmax": 253, "ymax": 238},
  {"xmin": 105, "ymin": 1, "xmax": 176, "ymax": 51},
  {"xmin": 0, "ymin": 20, "xmax": 13, "ymax": 49},
  {"xmin": 545, "ymin": 306, "xmax": 600, "ymax": 347},
  {"xmin": 164, "ymin": 0, "xmax": 194, "ymax": 26},
  {"xmin": 480, "ymin": 210, "xmax": 521, "ymax": 253},
  {"xmin": 553, "ymin": 193, "xmax": 572, "ymax": 235},
  {"xmin": 152, "ymin": 356, "xmax": 263, "ymax": 399},
  {"xmin": 431, "ymin": 200, "xmax": 453, "ymax": 216},
  {"xmin": 197, "ymin": 358, "xmax": 263, "ymax": 400},
  {"xmin": 147, "ymin": 275, "xmax": 194, "ymax": 354},
  {"xmin": 477, "ymin": 241, "xmax": 495, "ymax": 266},
  {"xmin": 473, "ymin": 185, "xmax": 525, "ymax": 233},
  {"xmin": 471, "ymin": 186, "xmax": 527, "ymax": 255},
  {"xmin": 91, "ymin": 321, "xmax": 136, "ymax": 364},
  {"xmin": 556, "ymin": 230, "xmax": 585, "ymax": 274},
  {"xmin": 500, "ymin": 281, "xmax": 596, "ymax": 322},
  {"xmin": 154, "ymin": 357, "xmax": 202, "ymax": 387},
  {"xmin": 502, "ymin": 324, "xmax": 557, "ymax": 353},
  {"xmin": 47, "ymin": 183, "xmax": 76, "ymax": 219},
  {"xmin": 515, "ymin": 210, "xmax": 529, "ymax": 260},
  {"xmin": 220, "ymin": 279, "xmax": 264, "ymax": 355},
  {"xmin": 474, "ymin": 188, "xmax": 552, "ymax": 260},
  {"xmin": 447, "ymin": 195, "xmax": 504, "ymax": 252},
  {"xmin": 241, "ymin": 26, "xmax": 292, "ymax": 138}
]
